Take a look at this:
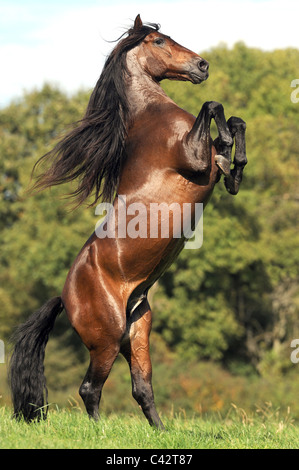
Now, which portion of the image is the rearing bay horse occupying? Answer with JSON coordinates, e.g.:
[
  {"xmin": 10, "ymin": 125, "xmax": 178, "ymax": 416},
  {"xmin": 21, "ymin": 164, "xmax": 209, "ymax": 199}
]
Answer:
[{"xmin": 9, "ymin": 15, "xmax": 247, "ymax": 429}]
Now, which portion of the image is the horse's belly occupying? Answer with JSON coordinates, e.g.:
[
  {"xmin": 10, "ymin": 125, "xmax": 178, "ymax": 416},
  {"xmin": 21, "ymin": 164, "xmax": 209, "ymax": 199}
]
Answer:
[{"xmin": 126, "ymin": 236, "xmax": 186, "ymax": 314}]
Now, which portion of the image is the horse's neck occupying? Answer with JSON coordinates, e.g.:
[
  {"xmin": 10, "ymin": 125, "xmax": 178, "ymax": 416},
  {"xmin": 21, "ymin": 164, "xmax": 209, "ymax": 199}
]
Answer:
[{"xmin": 125, "ymin": 49, "xmax": 174, "ymax": 117}]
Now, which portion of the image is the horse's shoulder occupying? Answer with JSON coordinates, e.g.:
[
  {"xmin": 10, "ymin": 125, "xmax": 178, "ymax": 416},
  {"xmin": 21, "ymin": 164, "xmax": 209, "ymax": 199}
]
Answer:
[{"xmin": 162, "ymin": 102, "xmax": 196, "ymax": 131}]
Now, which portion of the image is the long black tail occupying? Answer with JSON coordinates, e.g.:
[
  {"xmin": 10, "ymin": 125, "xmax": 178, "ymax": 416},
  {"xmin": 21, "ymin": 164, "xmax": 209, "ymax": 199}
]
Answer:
[{"xmin": 9, "ymin": 297, "xmax": 64, "ymax": 422}]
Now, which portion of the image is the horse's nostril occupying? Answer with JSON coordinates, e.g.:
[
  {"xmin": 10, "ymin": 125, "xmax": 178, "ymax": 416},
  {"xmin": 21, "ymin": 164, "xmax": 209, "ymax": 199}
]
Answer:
[{"xmin": 198, "ymin": 59, "xmax": 209, "ymax": 72}]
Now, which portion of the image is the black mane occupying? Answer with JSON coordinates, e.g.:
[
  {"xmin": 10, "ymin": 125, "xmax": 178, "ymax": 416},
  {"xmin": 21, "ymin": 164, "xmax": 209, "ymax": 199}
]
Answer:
[{"xmin": 32, "ymin": 21, "xmax": 160, "ymax": 206}]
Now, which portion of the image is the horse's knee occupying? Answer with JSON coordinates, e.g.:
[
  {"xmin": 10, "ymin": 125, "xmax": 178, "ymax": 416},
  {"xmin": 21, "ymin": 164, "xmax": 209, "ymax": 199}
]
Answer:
[{"xmin": 227, "ymin": 116, "xmax": 246, "ymax": 134}]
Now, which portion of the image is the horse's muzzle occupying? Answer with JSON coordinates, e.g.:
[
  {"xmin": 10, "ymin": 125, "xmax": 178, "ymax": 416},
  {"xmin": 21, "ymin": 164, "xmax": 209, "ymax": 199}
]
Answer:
[{"xmin": 188, "ymin": 58, "xmax": 209, "ymax": 84}]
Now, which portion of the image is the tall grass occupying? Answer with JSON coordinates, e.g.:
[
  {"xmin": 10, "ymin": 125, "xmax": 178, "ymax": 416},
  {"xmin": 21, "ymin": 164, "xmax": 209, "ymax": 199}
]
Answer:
[{"xmin": 0, "ymin": 403, "xmax": 298, "ymax": 449}]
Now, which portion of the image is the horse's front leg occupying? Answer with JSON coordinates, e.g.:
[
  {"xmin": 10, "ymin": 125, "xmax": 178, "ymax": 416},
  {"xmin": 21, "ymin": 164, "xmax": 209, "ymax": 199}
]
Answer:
[
  {"xmin": 182, "ymin": 101, "xmax": 247, "ymax": 194},
  {"xmin": 223, "ymin": 117, "xmax": 247, "ymax": 195},
  {"xmin": 183, "ymin": 101, "xmax": 233, "ymax": 175}
]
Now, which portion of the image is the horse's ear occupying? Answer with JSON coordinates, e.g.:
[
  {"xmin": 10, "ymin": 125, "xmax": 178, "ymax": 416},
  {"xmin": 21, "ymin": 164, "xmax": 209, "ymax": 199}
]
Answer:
[{"xmin": 133, "ymin": 14, "xmax": 143, "ymax": 30}]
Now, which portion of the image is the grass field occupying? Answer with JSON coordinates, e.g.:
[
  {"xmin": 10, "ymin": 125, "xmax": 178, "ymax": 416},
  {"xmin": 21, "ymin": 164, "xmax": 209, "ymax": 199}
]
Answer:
[{"xmin": 0, "ymin": 403, "xmax": 299, "ymax": 450}]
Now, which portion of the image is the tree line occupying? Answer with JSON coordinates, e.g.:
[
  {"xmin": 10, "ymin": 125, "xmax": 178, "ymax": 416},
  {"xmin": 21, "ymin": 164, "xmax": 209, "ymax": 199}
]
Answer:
[{"xmin": 0, "ymin": 43, "xmax": 298, "ymax": 399}]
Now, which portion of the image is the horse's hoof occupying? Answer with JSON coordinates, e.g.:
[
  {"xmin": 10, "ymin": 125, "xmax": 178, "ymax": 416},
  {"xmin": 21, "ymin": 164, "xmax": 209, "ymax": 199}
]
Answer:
[
  {"xmin": 215, "ymin": 155, "xmax": 231, "ymax": 176},
  {"xmin": 224, "ymin": 176, "xmax": 238, "ymax": 195}
]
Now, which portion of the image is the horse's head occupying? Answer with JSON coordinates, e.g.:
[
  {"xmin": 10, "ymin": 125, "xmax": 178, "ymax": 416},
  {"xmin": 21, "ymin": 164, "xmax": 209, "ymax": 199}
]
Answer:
[{"xmin": 130, "ymin": 15, "xmax": 209, "ymax": 84}]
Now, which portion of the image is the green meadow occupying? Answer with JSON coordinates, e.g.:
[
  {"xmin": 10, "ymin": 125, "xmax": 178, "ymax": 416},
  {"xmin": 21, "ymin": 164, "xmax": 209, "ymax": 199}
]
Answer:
[{"xmin": 0, "ymin": 405, "xmax": 298, "ymax": 449}]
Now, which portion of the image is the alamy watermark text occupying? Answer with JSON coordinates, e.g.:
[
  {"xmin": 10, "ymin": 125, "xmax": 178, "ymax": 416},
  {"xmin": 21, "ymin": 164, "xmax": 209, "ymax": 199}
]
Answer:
[
  {"xmin": 95, "ymin": 195, "xmax": 203, "ymax": 249},
  {"xmin": 291, "ymin": 79, "xmax": 299, "ymax": 103},
  {"xmin": 0, "ymin": 340, "xmax": 4, "ymax": 363}
]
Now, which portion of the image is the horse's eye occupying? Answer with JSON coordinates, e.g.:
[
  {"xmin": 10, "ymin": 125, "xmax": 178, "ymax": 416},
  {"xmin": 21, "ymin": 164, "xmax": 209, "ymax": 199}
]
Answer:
[{"xmin": 154, "ymin": 38, "xmax": 165, "ymax": 46}]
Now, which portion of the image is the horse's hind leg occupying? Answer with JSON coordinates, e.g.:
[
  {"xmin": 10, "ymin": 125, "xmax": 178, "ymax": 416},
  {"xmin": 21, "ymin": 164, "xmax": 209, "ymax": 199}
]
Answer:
[
  {"xmin": 121, "ymin": 300, "xmax": 164, "ymax": 429},
  {"xmin": 63, "ymin": 286, "xmax": 126, "ymax": 421},
  {"xmin": 79, "ymin": 343, "xmax": 120, "ymax": 420}
]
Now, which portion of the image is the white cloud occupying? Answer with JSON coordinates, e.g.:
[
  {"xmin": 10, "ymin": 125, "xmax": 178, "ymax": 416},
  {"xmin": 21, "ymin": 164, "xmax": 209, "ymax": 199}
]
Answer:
[{"xmin": 0, "ymin": 0, "xmax": 298, "ymax": 107}]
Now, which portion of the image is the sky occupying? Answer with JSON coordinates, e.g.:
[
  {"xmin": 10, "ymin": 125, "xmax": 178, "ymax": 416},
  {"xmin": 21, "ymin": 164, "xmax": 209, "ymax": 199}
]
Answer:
[{"xmin": 1, "ymin": 0, "xmax": 299, "ymax": 107}]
